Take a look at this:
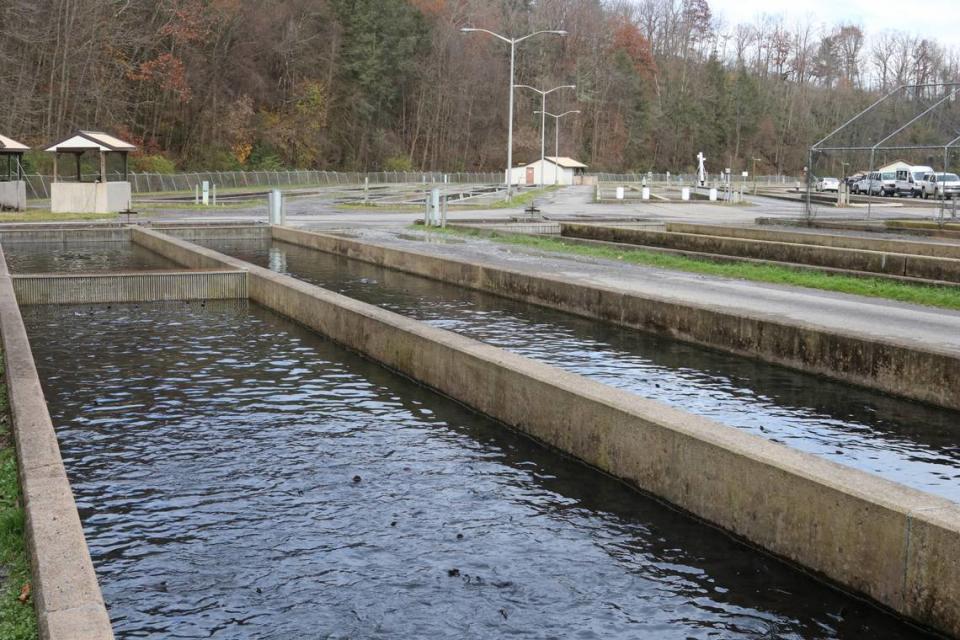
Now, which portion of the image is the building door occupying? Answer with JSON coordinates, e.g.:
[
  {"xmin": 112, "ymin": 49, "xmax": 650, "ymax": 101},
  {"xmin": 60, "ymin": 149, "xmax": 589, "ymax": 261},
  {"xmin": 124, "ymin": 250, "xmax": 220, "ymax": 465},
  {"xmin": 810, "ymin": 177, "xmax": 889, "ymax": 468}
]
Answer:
[{"xmin": 525, "ymin": 166, "xmax": 535, "ymax": 185}]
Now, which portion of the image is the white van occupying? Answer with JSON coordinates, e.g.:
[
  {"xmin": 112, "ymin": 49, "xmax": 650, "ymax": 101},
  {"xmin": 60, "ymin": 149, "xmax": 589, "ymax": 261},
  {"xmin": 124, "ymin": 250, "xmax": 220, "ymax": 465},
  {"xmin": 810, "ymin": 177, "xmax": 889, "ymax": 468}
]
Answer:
[{"xmin": 895, "ymin": 165, "xmax": 934, "ymax": 197}]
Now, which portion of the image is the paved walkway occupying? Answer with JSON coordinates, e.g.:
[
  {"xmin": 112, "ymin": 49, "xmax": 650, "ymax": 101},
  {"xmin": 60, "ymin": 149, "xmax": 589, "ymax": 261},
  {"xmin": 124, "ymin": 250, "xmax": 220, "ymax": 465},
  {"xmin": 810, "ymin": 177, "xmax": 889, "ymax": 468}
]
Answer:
[{"xmin": 330, "ymin": 228, "xmax": 960, "ymax": 356}]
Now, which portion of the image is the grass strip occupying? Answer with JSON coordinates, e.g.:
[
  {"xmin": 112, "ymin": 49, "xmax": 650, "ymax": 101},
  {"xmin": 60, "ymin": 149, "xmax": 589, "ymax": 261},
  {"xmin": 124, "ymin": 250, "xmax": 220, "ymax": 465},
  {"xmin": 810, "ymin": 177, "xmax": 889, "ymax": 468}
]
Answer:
[
  {"xmin": 0, "ymin": 359, "xmax": 37, "ymax": 639},
  {"xmin": 423, "ymin": 225, "xmax": 960, "ymax": 311}
]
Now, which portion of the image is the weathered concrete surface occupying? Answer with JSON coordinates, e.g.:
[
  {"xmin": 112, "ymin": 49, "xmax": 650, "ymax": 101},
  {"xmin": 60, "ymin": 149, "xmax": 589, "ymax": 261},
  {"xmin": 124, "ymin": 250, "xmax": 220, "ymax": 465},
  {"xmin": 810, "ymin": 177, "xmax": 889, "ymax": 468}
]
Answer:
[
  {"xmin": 667, "ymin": 222, "xmax": 960, "ymax": 259},
  {"xmin": 0, "ymin": 246, "xmax": 114, "ymax": 639},
  {"xmin": 132, "ymin": 225, "xmax": 960, "ymax": 638},
  {"xmin": 13, "ymin": 270, "xmax": 248, "ymax": 304},
  {"xmin": 270, "ymin": 226, "xmax": 960, "ymax": 411},
  {"xmin": 0, "ymin": 181, "xmax": 26, "ymax": 211},
  {"xmin": 0, "ymin": 228, "xmax": 129, "ymax": 244},
  {"xmin": 50, "ymin": 182, "xmax": 130, "ymax": 214},
  {"xmin": 561, "ymin": 223, "xmax": 960, "ymax": 283},
  {"xmin": 158, "ymin": 225, "xmax": 270, "ymax": 242}
]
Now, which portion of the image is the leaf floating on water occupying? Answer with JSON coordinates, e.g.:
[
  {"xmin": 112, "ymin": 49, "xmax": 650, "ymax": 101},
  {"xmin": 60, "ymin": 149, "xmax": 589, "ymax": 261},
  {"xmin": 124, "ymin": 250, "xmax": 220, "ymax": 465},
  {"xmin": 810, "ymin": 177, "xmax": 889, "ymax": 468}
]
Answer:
[{"xmin": 18, "ymin": 582, "xmax": 30, "ymax": 603}]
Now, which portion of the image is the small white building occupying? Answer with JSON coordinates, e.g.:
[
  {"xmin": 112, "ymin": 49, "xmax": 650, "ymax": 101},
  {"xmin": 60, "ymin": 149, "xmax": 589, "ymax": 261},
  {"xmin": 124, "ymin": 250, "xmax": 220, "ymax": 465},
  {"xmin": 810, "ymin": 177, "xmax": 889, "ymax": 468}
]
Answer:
[
  {"xmin": 508, "ymin": 157, "xmax": 588, "ymax": 186},
  {"xmin": 46, "ymin": 130, "xmax": 137, "ymax": 214},
  {"xmin": 0, "ymin": 134, "xmax": 29, "ymax": 211}
]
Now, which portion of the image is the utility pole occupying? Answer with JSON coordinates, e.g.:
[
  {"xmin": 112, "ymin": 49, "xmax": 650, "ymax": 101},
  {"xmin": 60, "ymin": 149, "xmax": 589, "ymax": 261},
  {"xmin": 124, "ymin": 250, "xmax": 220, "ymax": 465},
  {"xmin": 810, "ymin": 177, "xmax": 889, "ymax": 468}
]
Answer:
[
  {"xmin": 460, "ymin": 28, "xmax": 567, "ymax": 199},
  {"xmin": 535, "ymin": 110, "xmax": 581, "ymax": 185},
  {"xmin": 515, "ymin": 84, "xmax": 576, "ymax": 186}
]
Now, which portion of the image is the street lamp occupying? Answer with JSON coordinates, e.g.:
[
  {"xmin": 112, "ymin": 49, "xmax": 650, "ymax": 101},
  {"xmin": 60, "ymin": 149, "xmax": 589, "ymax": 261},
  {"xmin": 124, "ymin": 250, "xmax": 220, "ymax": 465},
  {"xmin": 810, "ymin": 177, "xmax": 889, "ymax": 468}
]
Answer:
[
  {"xmin": 535, "ymin": 109, "xmax": 580, "ymax": 185},
  {"xmin": 752, "ymin": 157, "xmax": 762, "ymax": 194},
  {"xmin": 515, "ymin": 84, "xmax": 576, "ymax": 186},
  {"xmin": 460, "ymin": 27, "xmax": 568, "ymax": 198}
]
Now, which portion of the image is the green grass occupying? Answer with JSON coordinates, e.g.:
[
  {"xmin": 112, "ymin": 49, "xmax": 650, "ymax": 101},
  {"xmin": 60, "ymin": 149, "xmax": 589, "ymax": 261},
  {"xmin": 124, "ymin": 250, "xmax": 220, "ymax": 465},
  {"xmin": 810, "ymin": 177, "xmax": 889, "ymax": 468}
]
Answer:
[
  {"xmin": 423, "ymin": 225, "xmax": 960, "ymax": 311},
  {"xmin": 0, "ymin": 211, "xmax": 115, "ymax": 223},
  {"xmin": 339, "ymin": 186, "xmax": 560, "ymax": 212},
  {"xmin": 0, "ymin": 361, "xmax": 37, "ymax": 640}
]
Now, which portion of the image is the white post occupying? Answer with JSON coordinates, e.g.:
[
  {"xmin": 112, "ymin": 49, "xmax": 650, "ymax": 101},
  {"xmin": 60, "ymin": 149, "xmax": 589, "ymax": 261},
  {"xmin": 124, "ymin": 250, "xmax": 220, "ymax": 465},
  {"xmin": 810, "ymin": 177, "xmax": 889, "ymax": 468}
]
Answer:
[
  {"xmin": 431, "ymin": 188, "xmax": 441, "ymax": 227},
  {"xmin": 194, "ymin": 183, "xmax": 199, "ymax": 205},
  {"xmin": 212, "ymin": 184, "xmax": 217, "ymax": 206},
  {"xmin": 202, "ymin": 180, "xmax": 210, "ymax": 205}
]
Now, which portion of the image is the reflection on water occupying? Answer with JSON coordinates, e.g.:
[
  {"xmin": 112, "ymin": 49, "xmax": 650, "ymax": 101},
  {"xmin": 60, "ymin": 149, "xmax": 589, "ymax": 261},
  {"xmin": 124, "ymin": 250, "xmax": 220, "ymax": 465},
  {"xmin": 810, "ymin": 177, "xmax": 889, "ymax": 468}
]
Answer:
[
  {"xmin": 3, "ymin": 241, "xmax": 177, "ymax": 273},
  {"xmin": 24, "ymin": 301, "xmax": 929, "ymax": 639},
  {"xmin": 201, "ymin": 237, "xmax": 960, "ymax": 502}
]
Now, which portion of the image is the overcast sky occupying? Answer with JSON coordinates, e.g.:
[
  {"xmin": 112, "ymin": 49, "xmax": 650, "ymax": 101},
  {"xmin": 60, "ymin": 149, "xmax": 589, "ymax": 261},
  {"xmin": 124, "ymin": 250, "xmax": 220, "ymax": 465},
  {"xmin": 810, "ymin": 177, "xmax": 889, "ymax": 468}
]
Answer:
[{"xmin": 715, "ymin": 0, "xmax": 960, "ymax": 49}]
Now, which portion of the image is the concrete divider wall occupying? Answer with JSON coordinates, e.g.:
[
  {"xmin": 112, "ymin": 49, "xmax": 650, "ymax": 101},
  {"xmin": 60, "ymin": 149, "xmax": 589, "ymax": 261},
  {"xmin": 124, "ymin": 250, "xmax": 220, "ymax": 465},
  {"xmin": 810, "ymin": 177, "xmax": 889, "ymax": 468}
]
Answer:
[
  {"xmin": 131, "ymin": 225, "xmax": 960, "ymax": 637},
  {"xmin": 0, "ymin": 228, "xmax": 129, "ymax": 244},
  {"xmin": 561, "ymin": 223, "xmax": 960, "ymax": 283},
  {"xmin": 268, "ymin": 226, "xmax": 960, "ymax": 412},
  {"xmin": 0, "ymin": 246, "xmax": 114, "ymax": 639},
  {"xmin": 667, "ymin": 222, "xmax": 960, "ymax": 259},
  {"xmin": 13, "ymin": 271, "xmax": 248, "ymax": 305},
  {"xmin": 158, "ymin": 225, "xmax": 270, "ymax": 242}
]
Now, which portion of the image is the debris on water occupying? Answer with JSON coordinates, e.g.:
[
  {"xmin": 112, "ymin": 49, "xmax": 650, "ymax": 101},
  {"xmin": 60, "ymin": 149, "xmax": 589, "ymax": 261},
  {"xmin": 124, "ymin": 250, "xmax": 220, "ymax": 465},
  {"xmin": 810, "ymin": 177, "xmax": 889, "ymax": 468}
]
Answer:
[
  {"xmin": 352, "ymin": 475, "xmax": 362, "ymax": 483},
  {"xmin": 456, "ymin": 533, "xmax": 464, "ymax": 539},
  {"xmin": 256, "ymin": 587, "xmax": 262, "ymax": 594},
  {"xmin": 391, "ymin": 521, "xmax": 397, "ymax": 527},
  {"xmin": 448, "ymin": 568, "xmax": 460, "ymax": 577},
  {"xmin": 499, "ymin": 608, "xmax": 508, "ymax": 620}
]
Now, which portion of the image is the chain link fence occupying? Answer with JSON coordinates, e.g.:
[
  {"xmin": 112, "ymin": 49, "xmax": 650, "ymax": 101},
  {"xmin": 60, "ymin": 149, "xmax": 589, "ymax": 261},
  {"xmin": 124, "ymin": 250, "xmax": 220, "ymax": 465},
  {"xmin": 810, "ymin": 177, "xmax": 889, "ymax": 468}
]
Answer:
[
  {"xmin": 593, "ymin": 173, "xmax": 800, "ymax": 184},
  {"xmin": 21, "ymin": 170, "xmax": 503, "ymax": 199}
]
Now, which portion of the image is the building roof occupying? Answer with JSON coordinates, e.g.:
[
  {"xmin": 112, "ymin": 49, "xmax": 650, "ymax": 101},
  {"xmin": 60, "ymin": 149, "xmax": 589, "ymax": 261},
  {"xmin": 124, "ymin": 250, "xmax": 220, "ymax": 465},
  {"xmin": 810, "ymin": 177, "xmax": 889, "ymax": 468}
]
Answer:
[
  {"xmin": 45, "ymin": 130, "xmax": 137, "ymax": 153},
  {"xmin": 545, "ymin": 156, "xmax": 587, "ymax": 169},
  {"xmin": 0, "ymin": 134, "xmax": 29, "ymax": 152},
  {"xmin": 876, "ymin": 160, "xmax": 912, "ymax": 173}
]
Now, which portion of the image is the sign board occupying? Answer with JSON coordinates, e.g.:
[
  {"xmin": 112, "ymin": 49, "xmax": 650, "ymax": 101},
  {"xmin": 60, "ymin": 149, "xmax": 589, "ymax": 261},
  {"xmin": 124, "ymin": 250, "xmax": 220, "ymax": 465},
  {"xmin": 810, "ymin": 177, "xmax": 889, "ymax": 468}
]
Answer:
[{"xmin": 616, "ymin": 187, "xmax": 625, "ymax": 200}]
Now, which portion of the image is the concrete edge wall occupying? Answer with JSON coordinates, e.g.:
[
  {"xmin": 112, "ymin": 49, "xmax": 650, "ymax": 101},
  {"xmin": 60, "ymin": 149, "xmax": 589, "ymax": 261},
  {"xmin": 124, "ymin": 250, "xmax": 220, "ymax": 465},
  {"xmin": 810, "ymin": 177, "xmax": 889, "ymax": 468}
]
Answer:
[
  {"xmin": 130, "ymin": 225, "xmax": 960, "ymax": 637},
  {"xmin": 561, "ymin": 223, "xmax": 960, "ymax": 283},
  {"xmin": 667, "ymin": 222, "xmax": 960, "ymax": 259},
  {"xmin": 0, "ymin": 246, "xmax": 114, "ymax": 639},
  {"xmin": 0, "ymin": 228, "xmax": 130, "ymax": 244},
  {"xmin": 269, "ymin": 225, "xmax": 960, "ymax": 412},
  {"xmin": 155, "ymin": 225, "xmax": 270, "ymax": 242},
  {"xmin": 13, "ymin": 270, "xmax": 248, "ymax": 305}
]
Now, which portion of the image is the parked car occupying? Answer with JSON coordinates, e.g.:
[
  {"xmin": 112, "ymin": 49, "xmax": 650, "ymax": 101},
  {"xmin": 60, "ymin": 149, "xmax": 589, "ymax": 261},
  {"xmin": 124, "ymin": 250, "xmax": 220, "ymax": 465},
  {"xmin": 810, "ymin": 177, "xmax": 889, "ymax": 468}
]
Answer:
[
  {"xmin": 854, "ymin": 172, "xmax": 885, "ymax": 195},
  {"xmin": 845, "ymin": 173, "xmax": 864, "ymax": 189},
  {"xmin": 816, "ymin": 177, "xmax": 840, "ymax": 192},
  {"xmin": 895, "ymin": 165, "xmax": 934, "ymax": 197},
  {"xmin": 922, "ymin": 172, "xmax": 960, "ymax": 199}
]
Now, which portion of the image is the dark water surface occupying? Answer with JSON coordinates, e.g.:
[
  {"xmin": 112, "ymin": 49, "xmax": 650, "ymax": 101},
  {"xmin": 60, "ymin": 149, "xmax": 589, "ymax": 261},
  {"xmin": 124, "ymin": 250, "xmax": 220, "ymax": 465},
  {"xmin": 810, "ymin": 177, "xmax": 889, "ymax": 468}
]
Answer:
[
  {"xmin": 24, "ymin": 301, "xmax": 931, "ymax": 639},
  {"xmin": 2, "ymin": 240, "xmax": 176, "ymax": 273},
  {"xmin": 199, "ymin": 237, "xmax": 960, "ymax": 502}
]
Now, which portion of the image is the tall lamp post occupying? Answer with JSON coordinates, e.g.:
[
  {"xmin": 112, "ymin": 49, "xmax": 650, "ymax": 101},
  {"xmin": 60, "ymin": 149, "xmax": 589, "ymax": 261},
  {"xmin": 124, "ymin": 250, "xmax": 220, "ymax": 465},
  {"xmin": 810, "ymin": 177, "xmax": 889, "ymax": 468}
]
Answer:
[
  {"xmin": 460, "ymin": 27, "xmax": 567, "ymax": 198},
  {"xmin": 535, "ymin": 109, "xmax": 580, "ymax": 185},
  {"xmin": 752, "ymin": 157, "xmax": 762, "ymax": 194},
  {"xmin": 515, "ymin": 84, "xmax": 575, "ymax": 186}
]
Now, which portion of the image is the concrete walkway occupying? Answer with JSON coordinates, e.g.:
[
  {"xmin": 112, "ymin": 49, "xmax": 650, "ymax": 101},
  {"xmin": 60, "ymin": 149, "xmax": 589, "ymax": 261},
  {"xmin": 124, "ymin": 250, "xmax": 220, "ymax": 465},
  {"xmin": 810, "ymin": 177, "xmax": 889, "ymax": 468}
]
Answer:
[{"xmin": 332, "ymin": 228, "xmax": 960, "ymax": 356}]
